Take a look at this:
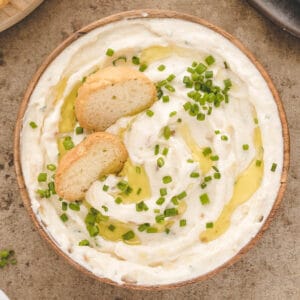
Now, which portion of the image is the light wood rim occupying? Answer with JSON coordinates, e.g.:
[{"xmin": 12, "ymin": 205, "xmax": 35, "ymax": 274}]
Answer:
[
  {"xmin": 0, "ymin": 0, "xmax": 44, "ymax": 33},
  {"xmin": 13, "ymin": 9, "xmax": 290, "ymax": 291}
]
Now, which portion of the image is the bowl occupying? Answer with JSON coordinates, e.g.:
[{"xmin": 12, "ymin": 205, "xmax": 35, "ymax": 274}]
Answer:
[{"xmin": 14, "ymin": 9, "xmax": 290, "ymax": 290}]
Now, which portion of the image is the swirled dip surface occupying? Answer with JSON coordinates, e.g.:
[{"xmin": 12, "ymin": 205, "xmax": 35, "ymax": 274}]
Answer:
[{"xmin": 20, "ymin": 17, "xmax": 283, "ymax": 285}]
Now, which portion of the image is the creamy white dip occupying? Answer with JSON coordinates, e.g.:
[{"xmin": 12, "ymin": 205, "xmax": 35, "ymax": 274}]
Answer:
[{"xmin": 20, "ymin": 17, "xmax": 283, "ymax": 285}]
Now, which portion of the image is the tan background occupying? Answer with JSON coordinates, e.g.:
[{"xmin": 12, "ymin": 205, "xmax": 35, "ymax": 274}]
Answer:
[{"xmin": 0, "ymin": 0, "xmax": 299, "ymax": 299}]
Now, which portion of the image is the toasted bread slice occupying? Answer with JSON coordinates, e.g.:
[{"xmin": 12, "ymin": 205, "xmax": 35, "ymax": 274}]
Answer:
[
  {"xmin": 75, "ymin": 66, "xmax": 156, "ymax": 131},
  {"xmin": 55, "ymin": 132, "xmax": 128, "ymax": 201},
  {"xmin": 0, "ymin": 0, "xmax": 9, "ymax": 9}
]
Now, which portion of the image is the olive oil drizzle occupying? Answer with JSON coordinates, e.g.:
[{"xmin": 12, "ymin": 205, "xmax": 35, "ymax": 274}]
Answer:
[
  {"xmin": 200, "ymin": 127, "xmax": 264, "ymax": 242},
  {"xmin": 179, "ymin": 124, "xmax": 213, "ymax": 174}
]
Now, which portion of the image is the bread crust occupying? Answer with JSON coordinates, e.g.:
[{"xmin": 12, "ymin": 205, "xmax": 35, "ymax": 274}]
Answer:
[
  {"xmin": 75, "ymin": 66, "xmax": 156, "ymax": 131},
  {"xmin": 0, "ymin": 0, "xmax": 9, "ymax": 9},
  {"xmin": 55, "ymin": 132, "xmax": 128, "ymax": 201}
]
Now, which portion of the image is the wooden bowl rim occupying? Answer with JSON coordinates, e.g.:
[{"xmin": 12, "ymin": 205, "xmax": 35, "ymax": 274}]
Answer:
[{"xmin": 13, "ymin": 9, "xmax": 290, "ymax": 291}]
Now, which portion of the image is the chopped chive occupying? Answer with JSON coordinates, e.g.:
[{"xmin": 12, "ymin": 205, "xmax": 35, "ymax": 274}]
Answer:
[
  {"xmin": 214, "ymin": 173, "xmax": 221, "ymax": 179},
  {"xmin": 76, "ymin": 126, "xmax": 83, "ymax": 134},
  {"xmin": 215, "ymin": 130, "xmax": 220, "ymax": 135},
  {"xmin": 163, "ymin": 126, "xmax": 171, "ymax": 140},
  {"xmin": 48, "ymin": 182, "xmax": 56, "ymax": 194},
  {"xmin": 36, "ymin": 189, "xmax": 47, "ymax": 198},
  {"xmin": 180, "ymin": 219, "xmax": 187, "ymax": 227},
  {"xmin": 162, "ymin": 95, "xmax": 170, "ymax": 103},
  {"xmin": 256, "ymin": 160, "xmax": 262, "ymax": 167},
  {"xmin": 146, "ymin": 110, "xmax": 154, "ymax": 117},
  {"xmin": 79, "ymin": 239, "xmax": 90, "ymax": 246},
  {"xmin": 136, "ymin": 201, "xmax": 148, "ymax": 212},
  {"xmin": 132, "ymin": 56, "xmax": 140, "ymax": 65},
  {"xmin": 47, "ymin": 164, "xmax": 56, "ymax": 171},
  {"xmin": 160, "ymin": 188, "xmax": 167, "ymax": 196},
  {"xmin": 200, "ymin": 193, "xmax": 210, "ymax": 205},
  {"xmin": 205, "ymin": 55, "xmax": 215, "ymax": 65},
  {"xmin": 200, "ymin": 182, "xmax": 207, "ymax": 189},
  {"xmin": 29, "ymin": 121, "xmax": 38, "ymax": 129},
  {"xmin": 117, "ymin": 180, "xmax": 128, "ymax": 192},
  {"xmin": 205, "ymin": 70, "xmax": 213, "ymax": 78},
  {"xmin": 154, "ymin": 144, "xmax": 160, "ymax": 155},
  {"xmin": 187, "ymin": 159, "xmax": 194, "ymax": 163},
  {"xmin": 122, "ymin": 230, "xmax": 135, "ymax": 240},
  {"xmin": 157, "ymin": 79, "xmax": 167, "ymax": 87},
  {"xmin": 157, "ymin": 85, "xmax": 163, "ymax": 99},
  {"xmin": 124, "ymin": 186, "xmax": 133, "ymax": 195},
  {"xmin": 102, "ymin": 185, "xmax": 109, "ymax": 192},
  {"xmin": 154, "ymin": 209, "xmax": 160, "ymax": 213},
  {"xmin": 99, "ymin": 175, "xmax": 107, "ymax": 182},
  {"xmin": 207, "ymin": 106, "xmax": 212, "ymax": 115},
  {"xmin": 60, "ymin": 213, "xmax": 68, "ymax": 222},
  {"xmin": 158, "ymin": 64, "xmax": 166, "ymax": 71},
  {"xmin": 224, "ymin": 61, "xmax": 229, "ymax": 69},
  {"xmin": 136, "ymin": 188, "xmax": 142, "ymax": 195},
  {"xmin": 177, "ymin": 191, "xmax": 187, "ymax": 200},
  {"xmin": 164, "ymin": 208, "xmax": 178, "ymax": 217},
  {"xmin": 62, "ymin": 201, "xmax": 68, "ymax": 211},
  {"xmin": 156, "ymin": 197, "xmax": 165, "ymax": 205},
  {"xmin": 167, "ymin": 74, "xmax": 176, "ymax": 82},
  {"xmin": 195, "ymin": 63, "xmax": 207, "ymax": 74},
  {"xmin": 135, "ymin": 166, "xmax": 141, "ymax": 174},
  {"xmin": 155, "ymin": 214, "xmax": 165, "ymax": 223},
  {"xmin": 202, "ymin": 147, "xmax": 212, "ymax": 156},
  {"xmin": 112, "ymin": 56, "xmax": 127, "ymax": 66},
  {"xmin": 183, "ymin": 102, "xmax": 191, "ymax": 111},
  {"xmin": 204, "ymin": 176, "xmax": 212, "ymax": 182},
  {"xmin": 224, "ymin": 79, "xmax": 232, "ymax": 89},
  {"xmin": 190, "ymin": 172, "xmax": 200, "ymax": 178},
  {"xmin": 157, "ymin": 157, "xmax": 165, "ymax": 168},
  {"xmin": 81, "ymin": 76, "xmax": 87, "ymax": 83},
  {"xmin": 138, "ymin": 223, "xmax": 150, "ymax": 232},
  {"xmin": 254, "ymin": 118, "xmax": 259, "ymax": 124},
  {"xmin": 108, "ymin": 224, "xmax": 115, "ymax": 232},
  {"xmin": 210, "ymin": 155, "xmax": 219, "ymax": 161},
  {"xmin": 37, "ymin": 173, "xmax": 47, "ymax": 182},
  {"xmin": 115, "ymin": 197, "xmax": 122, "ymax": 204},
  {"xmin": 165, "ymin": 84, "xmax": 175, "ymax": 92},
  {"xmin": 146, "ymin": 227, "xmax": 158, "ymax": 233},
  {"xmin": 165, "ymin": 228, "xmax": 170, "ymax": 234},
  {"xmin": 242, "ymin": 144, "xmax": 249, "ymax": 150},
  {"xmin": 169, "ymin": 111, "xmax": 177, "ymax": 117},
  {"xmin": 106, "ymin": 48, "xmax": 114, "ymax": 56},
  {"xmin": 63, "ymin": 136, "xmax": 74, "ymax": 150},
  {"xmin": 221, "ymin": 135, "xmax": 228, "ymax": 141},
  {"xmin": 162, "ymin": 176, "xmax": 172, "ymax": 184},
  {"xmin": 102, "ymin": 205, "xmax": 108, "ymax": 212},
  {"xmin": 271, "ymin": 163, "xmax": 277, "ymax": 172},
  {"xmin": 86, "ymin": 224, "xmax": 99, "ymax": 237},
  {"xmin": 197, "ymin": 113, "xmax": 205, "ymax": 121},
  {"xmin": 171, "ymin": 196, "xmax": 179, "ymax": 205},
  {"xmin": 69, "ymin": 202, "xmax": 80, "ymax": 211},
  {"xmin": 177, "ymin": 118, "xmax": 182, "ymax": 123},
  {"xmin": 206, "ymin": 222, "xmax": 214, "ymax": 228},
  {"xmin": 212, "ymin": 166, "xmax": 219, "ymax": 172},
  {"xmin": 139, "ymin": 63, "xmax": 148, "ymax": 72},
  {"xmin": 162, "ymin": 147, "xmax": 169, "ymax": 156}
]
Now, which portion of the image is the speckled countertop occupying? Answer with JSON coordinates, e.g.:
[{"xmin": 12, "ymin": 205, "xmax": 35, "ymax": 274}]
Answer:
[{"xmin": 0, "ymin": 1, "xmax": 299, "ymax": 299}]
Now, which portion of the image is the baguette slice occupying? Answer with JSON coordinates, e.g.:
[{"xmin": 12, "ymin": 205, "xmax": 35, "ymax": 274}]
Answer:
[
  {"xmin": 0, "ymin": 0, "xmax": 9, "ymax": 9},
  {"xmin": 55, "ymin": 132, "xmax": 128, "ymax": 201},
  {"xmin": 75, "ymin": 66, "xmax": 156, "ymax": 131}
]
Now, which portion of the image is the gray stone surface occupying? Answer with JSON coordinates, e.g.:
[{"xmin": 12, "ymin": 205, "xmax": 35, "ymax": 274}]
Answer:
[{"xmin": 0, "ymin": 1, "xmax": 299, "ymax": 299}]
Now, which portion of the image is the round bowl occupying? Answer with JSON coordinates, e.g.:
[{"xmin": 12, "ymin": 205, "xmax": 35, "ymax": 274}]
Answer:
[{"xmin": 14, "ymin": 9, "xmax": 290, "ymax": 290}]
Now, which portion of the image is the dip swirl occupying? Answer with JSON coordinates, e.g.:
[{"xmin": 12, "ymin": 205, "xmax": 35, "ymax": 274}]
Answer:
[{"xmin": 20, "ymin": 18, "xmax": 283, "ymax": 285}]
